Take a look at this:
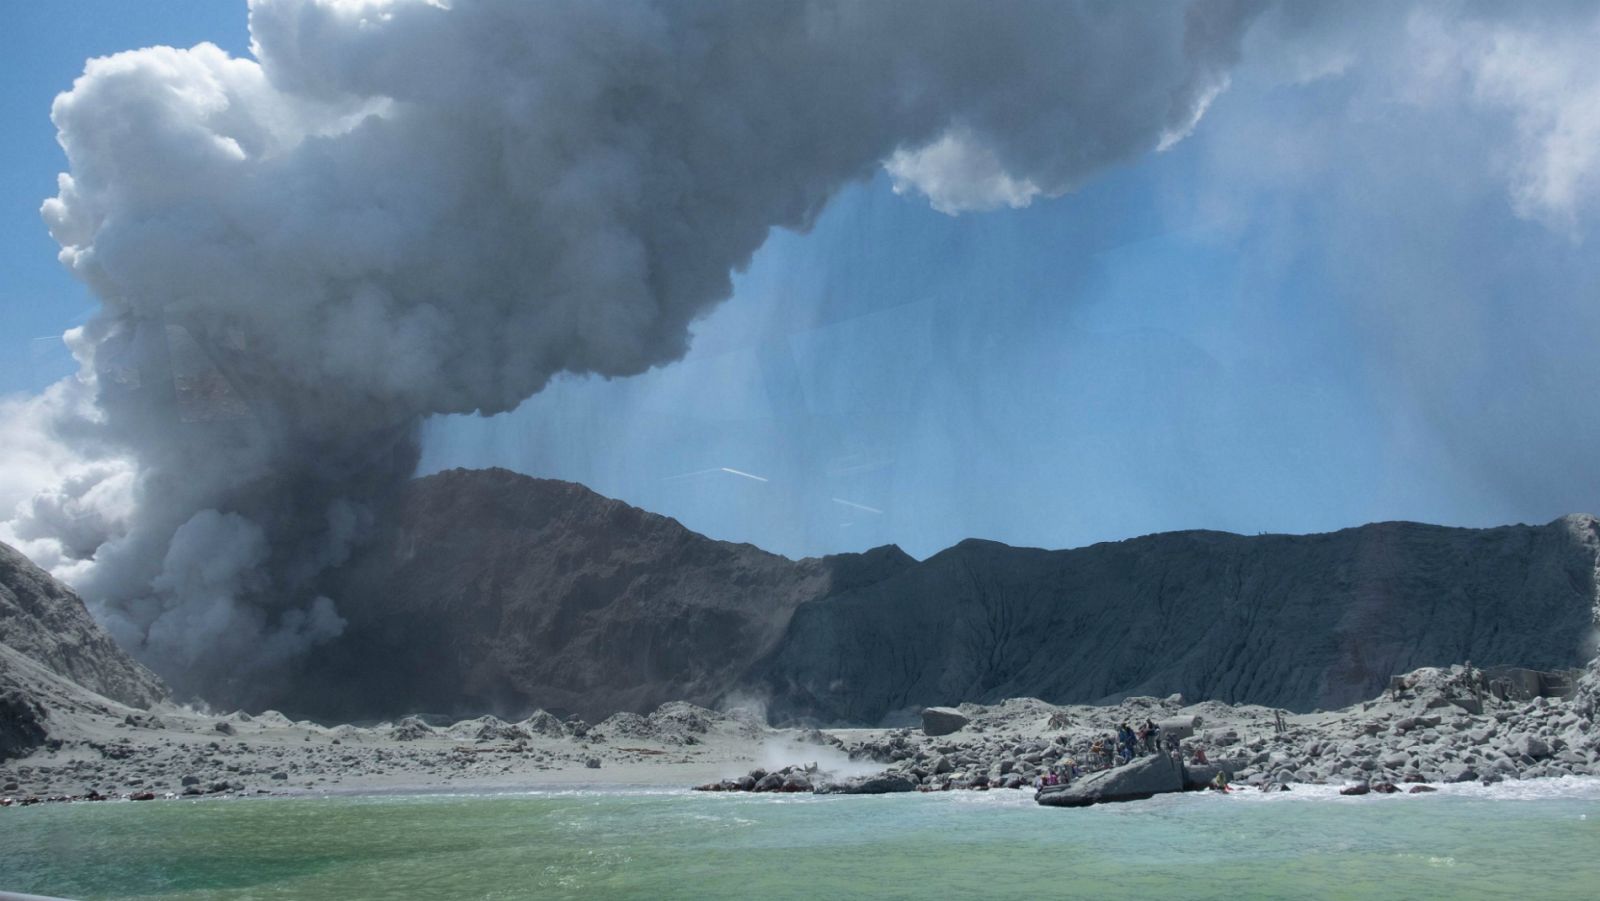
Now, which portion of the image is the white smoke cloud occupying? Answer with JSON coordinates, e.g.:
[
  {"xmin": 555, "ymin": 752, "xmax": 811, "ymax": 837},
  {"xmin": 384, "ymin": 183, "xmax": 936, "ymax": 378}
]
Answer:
[
  {"xmin": 10, "ymin": 0, "xmax": 1268, "ymax": 704},
  {"xmin": 1411, "ymin": 7, "xmax": 1600, "ymax": 235},
  {"xmin": 886, "ymin": 130, "xmax": 1045, "ymax": 215},
  {"xmin": 0, "ymin": 330, "xmax": 134, "ymax": 579}
]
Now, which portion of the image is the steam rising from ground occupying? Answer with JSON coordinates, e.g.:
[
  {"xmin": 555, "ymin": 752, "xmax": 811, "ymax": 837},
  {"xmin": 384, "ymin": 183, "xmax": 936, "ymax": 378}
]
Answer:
[
  {"xmin": 758, "ymin": 737, "xmax": 886, "ymax": 784},
  {"xmin": 0, "ymin": 0, "xmax": 1266, "ymax": 703}
]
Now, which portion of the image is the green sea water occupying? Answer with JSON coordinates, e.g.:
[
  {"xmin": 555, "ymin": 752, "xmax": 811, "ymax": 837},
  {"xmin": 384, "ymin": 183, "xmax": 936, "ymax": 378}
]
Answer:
[{"xmin": 3, "ymin": 778, "xmax": 1598, "ymax": 900}]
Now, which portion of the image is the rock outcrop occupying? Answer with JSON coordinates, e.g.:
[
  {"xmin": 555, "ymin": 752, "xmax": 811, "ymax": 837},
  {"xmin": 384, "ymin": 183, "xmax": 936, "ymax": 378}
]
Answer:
[
  {"xmin": 0, "ymin": 684, "xmax": 48, "ymax": 761},
  {"xmin": 1035, "ymin": 752, "xmax": 1185, "ymax": 807}
]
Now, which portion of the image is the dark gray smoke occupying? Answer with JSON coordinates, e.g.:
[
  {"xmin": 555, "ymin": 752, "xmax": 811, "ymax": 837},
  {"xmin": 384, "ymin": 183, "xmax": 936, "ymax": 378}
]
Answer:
[{"xmin": 9, "ymin": 0, "xmax": 1266, "ymax": 703}]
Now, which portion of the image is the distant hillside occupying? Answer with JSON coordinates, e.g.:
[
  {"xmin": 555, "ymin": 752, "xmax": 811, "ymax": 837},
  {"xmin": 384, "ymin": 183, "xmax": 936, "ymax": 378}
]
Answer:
[
  {"xmin": 752, "ymin": 518, "xmax": 1600, "ymax": 724},
  {"xmin": 290, "ymin": 468, "xmax": 912, "ymax": 721},
  {"xmin": 275, "ymin": 469, "xmax": 1599, "ymax": 724}
]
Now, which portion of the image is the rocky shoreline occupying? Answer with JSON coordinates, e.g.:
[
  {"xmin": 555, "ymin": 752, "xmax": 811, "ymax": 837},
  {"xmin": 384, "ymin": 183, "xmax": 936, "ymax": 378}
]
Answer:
[
  {"xmin": 822, "ymin": 663, "xmax": 1600, "ymax": 797},
  {"xmin": 4, "ymin": 661, "xmax": 1595, "ymax": 810}
]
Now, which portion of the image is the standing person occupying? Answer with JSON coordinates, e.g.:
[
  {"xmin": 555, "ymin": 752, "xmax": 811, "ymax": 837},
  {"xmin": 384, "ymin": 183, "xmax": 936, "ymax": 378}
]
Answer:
[{"xmin": 1144, "ymin": 718, "xmax": 1160, "ymax": 754}]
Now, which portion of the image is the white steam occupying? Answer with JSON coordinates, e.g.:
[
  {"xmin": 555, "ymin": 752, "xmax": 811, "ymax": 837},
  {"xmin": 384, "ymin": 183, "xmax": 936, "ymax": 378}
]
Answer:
[
  {"xmin": 4, "ymin": 0, "xmax": 1265, "ymax": 703},
  {"xmin": 757, "ymin": 737, "xmax": 885, "ymax": 783}
]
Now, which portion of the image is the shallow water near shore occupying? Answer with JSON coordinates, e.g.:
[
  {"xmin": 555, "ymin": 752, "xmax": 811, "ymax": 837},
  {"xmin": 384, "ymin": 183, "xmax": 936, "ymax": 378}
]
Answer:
[{"xmin": 4, "ymin": 778, "xmax": 1598, "ymax": 900}]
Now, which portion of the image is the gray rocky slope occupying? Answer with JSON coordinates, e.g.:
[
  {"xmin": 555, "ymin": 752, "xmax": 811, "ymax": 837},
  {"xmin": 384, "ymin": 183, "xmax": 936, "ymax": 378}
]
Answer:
[
  {"xmin": 0, "ymin": 541, "xmax": 166, "ymax": 709},
  {"xmin": 1, "ymin": 540, "xmax": 168, "ymax": 759},
  {"xmin": 280, "ymin": 468, "xmax": 1598, "ymax": 726}
]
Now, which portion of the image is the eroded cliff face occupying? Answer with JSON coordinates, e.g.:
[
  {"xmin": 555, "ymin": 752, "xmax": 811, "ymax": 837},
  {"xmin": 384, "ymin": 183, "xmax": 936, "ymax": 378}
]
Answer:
[
  {"xmin": 0, "ymin": 541, "xmax": 167, "ymax": 711},
  {"xmin": 753, "ymin": 516, "xmax": 1600, "ymax": 724}
]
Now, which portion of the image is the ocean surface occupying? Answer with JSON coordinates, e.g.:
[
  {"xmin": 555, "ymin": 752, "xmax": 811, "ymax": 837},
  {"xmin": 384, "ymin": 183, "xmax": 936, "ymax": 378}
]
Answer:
[{"xmin": 3, "ymin": 778, "xmax": 1598, "ymax": 900}]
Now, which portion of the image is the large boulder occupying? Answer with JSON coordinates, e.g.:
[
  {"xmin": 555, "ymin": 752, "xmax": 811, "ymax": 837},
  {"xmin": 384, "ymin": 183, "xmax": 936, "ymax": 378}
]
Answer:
[
  {"xmin": 1157, "ymin": 715, "xmax": 1202, "ymax": 742},
  {"xmin": 1036, "ymin": 753, "xmax": 1185, "ymax": 807},
  {"xmin": 921, "ymin": 707, "xmax": 970, "ymax": 736},
  {"xmin": 0, "ymin": 688, "xmax": 48, "ymax": 761}
]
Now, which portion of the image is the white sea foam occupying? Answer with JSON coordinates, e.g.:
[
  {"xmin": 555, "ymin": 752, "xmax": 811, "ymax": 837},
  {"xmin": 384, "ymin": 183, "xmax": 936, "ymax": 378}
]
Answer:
[{"xmin": 1197, "ymin": 775, "xmax": 1600, "ymax": 805}]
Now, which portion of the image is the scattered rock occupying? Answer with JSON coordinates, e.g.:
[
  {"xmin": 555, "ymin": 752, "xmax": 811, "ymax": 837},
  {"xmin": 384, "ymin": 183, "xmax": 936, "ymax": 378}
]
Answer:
[{"xmin": 1516, "ymin": 735, "xmax": 1551, "ymax": 760}]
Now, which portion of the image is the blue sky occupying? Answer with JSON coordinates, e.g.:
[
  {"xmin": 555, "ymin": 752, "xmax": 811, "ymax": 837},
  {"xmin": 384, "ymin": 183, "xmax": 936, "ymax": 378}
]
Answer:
[
  {"xmin": 5, "ymin": 2, "xmax": 1599, "ymax": 561},
  {"xmin": 0, "ymin": 2, "xmax": 249, "ymax": 393}
]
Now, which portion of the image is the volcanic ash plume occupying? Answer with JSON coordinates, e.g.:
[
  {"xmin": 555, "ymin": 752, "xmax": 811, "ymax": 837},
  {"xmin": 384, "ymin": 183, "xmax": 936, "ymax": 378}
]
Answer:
[{"xmin": 4, "ymin": 0, "xmax": 1264, "ymax": 704}]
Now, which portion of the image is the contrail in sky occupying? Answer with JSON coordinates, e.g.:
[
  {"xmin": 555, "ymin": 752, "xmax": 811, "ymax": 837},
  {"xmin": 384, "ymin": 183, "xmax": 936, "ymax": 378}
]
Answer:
[
  {"xmin": 832, "ymin": 497, "xmax": 883, "ymax": 515},
  {"xmin": 664, "ymin": 467, "xmax": 770, "ymax": 483}
]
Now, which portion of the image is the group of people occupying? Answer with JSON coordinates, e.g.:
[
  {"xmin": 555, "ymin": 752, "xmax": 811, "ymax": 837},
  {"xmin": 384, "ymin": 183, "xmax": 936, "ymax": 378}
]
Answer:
[
  {"xmin": 1100, "ymin": 719, "xmax": 1163, "ymax": 763},
  {"xmin": 1036, "ymin": 762, "xmax": 1083, "ymax": 787},
  {"xmin": 1078, "ymin": 718, "xmax": 1165, "ymax": 766},
  {"xmin": 1034, "ymin": 718, "xmax": 1177, "ymax": 789},
  {"xmin": 1030, "ymin": 715, "xmax": 1244, "ymax": 794}
]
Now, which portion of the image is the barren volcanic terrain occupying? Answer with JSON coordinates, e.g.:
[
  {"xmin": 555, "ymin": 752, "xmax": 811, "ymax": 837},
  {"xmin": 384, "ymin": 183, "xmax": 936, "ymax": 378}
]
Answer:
[{"xmin": 282, "ymin": 469, "xmax": 1600, "ymax": 725}]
